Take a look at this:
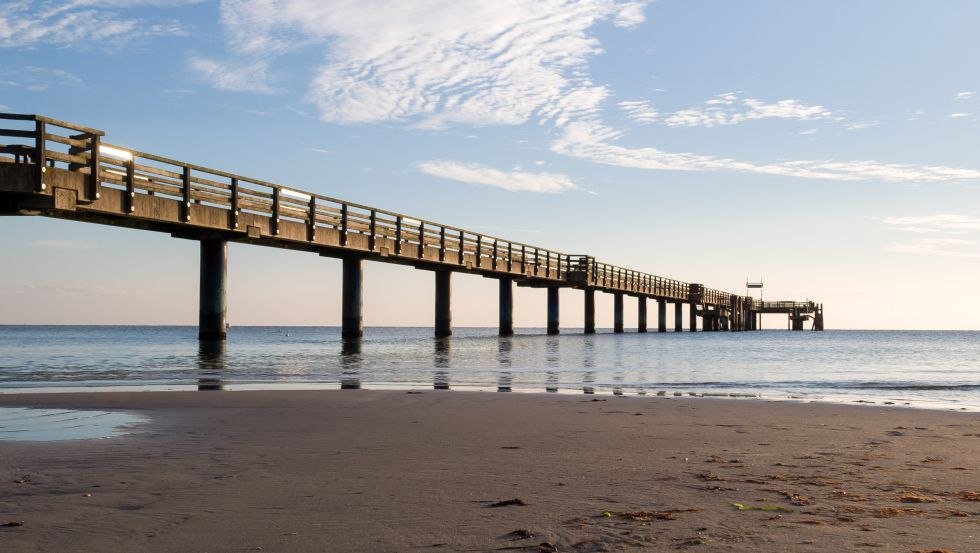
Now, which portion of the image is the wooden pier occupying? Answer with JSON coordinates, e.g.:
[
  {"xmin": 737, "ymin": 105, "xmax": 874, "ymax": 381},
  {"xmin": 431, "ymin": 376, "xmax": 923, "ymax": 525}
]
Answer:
[{"xmin": 0, "ymin": 113, "xmax": 824, "ymax": 338}]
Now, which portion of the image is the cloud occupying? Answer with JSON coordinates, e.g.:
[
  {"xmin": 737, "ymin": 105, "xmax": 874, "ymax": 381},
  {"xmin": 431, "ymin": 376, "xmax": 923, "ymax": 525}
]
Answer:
[
  {"xmin": 0, "ymin": 66, "xmax": 86, "ymax": 92},
  {"xmin": 203, "ymin": 1, "xmax": 980, "ymax": 186},
  {"xmin": 188, "ymin": 57, "xmax": 279, "ymax": 94},
  {"xmin": 214, "ymin": 0, "xmax": 648, "ymax": 128},
  {"xmin": 660, "ymin": 93, "xmax": 835, "ymax": 128},
  {"xmin": 887, "ymin": 238, "xmax": 980, "ymax": 258},
  {"xmin": 884, "ymin": 214, "xmax": 980, "ymax": 258},
  {"xmin": 0, "ymin": 1, "xmax": 193, "ymax": 49},
  {"xmin": 948, "ymin": 112, "xmax": 972, "ymax": 118},
  {"xmin": 418, "ymin": 160, "xmax": 577, "ymax": 192},
  {"xmin": 798, "ymin": 128, "xmax": 818, "ymax": 136},
  {"xmin": 882, "ymin": 214, "xmax": 980, "ymax": 234},
  {"xmin": 618, "ymin": 100, "xmax": 659, "ymax": 124},
  {"xmin": 551, "ymin": 120, "xmax": 980, "ymax": 182},
  {"xmin": 956, "ymin": 91, "xmax": 976, "ymax": 100}
]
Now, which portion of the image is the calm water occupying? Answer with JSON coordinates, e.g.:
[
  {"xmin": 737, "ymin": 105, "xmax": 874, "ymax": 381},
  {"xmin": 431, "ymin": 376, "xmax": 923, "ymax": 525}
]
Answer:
[{"xmin": 0, "ymin": 326, "xmax": 978, "ymax": 411}]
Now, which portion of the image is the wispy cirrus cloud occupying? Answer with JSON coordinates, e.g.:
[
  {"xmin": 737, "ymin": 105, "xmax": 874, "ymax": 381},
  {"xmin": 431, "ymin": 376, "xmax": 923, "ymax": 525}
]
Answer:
[
  {"xmin": 956, "ymin": 91, "xmax": 976, "ymax": 100},
  {"xmin": 210, "ymin": 0, "xmax": 647, "ymax": 128},
  {"xmin": 883, "ymin": 214, "xmax": 980, "ymax": 258},
  {"xmin": 882, "ymin": 214, "xmax": 980, "ymax": 234},
  {"xmin": 617, "ymin": 100, "xmax": 659, "ymax": 124},
  {"xmin": 188, "ymin": 57, "xmax": 279, "ymax": 94},
  {"xmin": 887, "ymin": 238, "xmax": 980, "ymax": 258},
  {"xmin": 621, "ymin": 92, "xmax": 837, "ymax": 128},
  {"xmin": 202, "ymin": 1, "xmax": 980, "ymax": 187},
  {"xmin": 0, "ymin": 66, "xmax": 86, "ymax": 92},
  {"xmin": 551, "ymin": 120, "xmax": 980, "ymax": 182},
  {"xmin": 418, "ymin": 160, "xmax": 577, "ymax": 193},
  {"xmin": 0, "ymin": 1, "xmax": 196, "ymax": 49}
]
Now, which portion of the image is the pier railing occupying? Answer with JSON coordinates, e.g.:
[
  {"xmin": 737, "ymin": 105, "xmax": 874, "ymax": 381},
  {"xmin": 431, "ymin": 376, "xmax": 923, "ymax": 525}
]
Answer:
[{"xmin": 0, "ymin": 112, "xmax": 816, "ymax": 314}]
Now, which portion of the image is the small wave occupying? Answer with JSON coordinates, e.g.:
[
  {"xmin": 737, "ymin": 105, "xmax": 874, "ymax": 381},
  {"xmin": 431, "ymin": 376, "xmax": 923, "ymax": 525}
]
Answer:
[{"xmin": 832, "ymin": 382, "xmax": 980, "ymax": 391}]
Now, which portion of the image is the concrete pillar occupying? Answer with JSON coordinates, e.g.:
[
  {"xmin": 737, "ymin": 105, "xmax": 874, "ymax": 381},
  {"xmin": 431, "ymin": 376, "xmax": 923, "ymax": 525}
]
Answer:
[
  {"xmin": 341, "ymin": 257, "xmax": 363, "ymax": 338},
  {"xmin": 658, "ymin": 300, "xmax": 667, "ymax": 333},
  {"xmin": 584, "ymin": 288, "xmax": 596, "ymax": 334},
  {"xmin": 435, "ymin": 270, "xmax": 452, "ymax": 337},
  {"xmin": 613, "ymin": 292, "xmax": 624, "ymax": 333},
  {"xmin": 198, "ymin": 239, "xmax": 227, "ymax": 340},
  {"xmin": 689, "ymin": 302, "xmax": 697, "ymax": 332},
  {"xmin": 674, "ymin": 302, "xmax": 683, "ymax": 332},
  {"xmin": 637, "ymin": 297, "xmax": 647, "ymax": 333},
  {"xmin": 499, "ymin": 278, "xmax": 514, "ymax": 336},
  {"xmin": 547, "ymin": 286, "xmax": 560, "ymax": 335}
]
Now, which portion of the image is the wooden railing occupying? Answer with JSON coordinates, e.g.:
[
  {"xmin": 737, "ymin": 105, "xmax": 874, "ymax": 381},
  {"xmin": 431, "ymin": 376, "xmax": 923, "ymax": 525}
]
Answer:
[{"xmin": 1, "ymin": 113, "xmax": 776, "ymax": 309}]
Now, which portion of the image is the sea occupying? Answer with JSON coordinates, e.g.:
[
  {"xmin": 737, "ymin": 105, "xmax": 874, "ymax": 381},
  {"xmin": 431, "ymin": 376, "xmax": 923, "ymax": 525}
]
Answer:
[{"xmin": 1, "ymin": 326, "xmax": 978, "ymax": 412}]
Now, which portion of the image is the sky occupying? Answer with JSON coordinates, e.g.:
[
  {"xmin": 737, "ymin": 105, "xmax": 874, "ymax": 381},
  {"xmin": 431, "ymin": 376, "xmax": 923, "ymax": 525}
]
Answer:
[{"xmin": 1, "ymin": 0, "xmax": 979, "ymax": 329}]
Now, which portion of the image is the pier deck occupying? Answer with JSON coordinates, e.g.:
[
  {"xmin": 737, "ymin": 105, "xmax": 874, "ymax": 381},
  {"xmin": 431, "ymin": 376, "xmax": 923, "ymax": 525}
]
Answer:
[{"xmin": 0, "ymin": 113, "xmax": 824, "ymax": 336}]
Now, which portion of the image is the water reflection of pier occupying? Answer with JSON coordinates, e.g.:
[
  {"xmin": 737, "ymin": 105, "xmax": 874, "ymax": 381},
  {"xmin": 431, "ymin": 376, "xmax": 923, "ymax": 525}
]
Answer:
[
  {"xmin": 197, "ymin": 339, "xmax": 226, "ymax": 391},
  {"xmin": 434, "ymin": 337, "xmax": 450, "ymax": 390},
  {"xmin": 340, "ymin": 337, "xmax": 362, "ymax": 389}
]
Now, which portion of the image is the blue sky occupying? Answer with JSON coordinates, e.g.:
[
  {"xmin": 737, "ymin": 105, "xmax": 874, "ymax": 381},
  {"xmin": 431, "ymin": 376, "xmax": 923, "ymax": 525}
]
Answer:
[{"xmin": 2, "ymin": 0, "xmax": 979, "ymax": 329}]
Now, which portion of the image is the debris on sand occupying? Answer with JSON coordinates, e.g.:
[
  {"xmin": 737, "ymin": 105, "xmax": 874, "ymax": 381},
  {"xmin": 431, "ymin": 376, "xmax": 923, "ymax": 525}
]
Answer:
[{"xmin": 487, "ymin": 499, "xmax": 527, "ymax": 508}]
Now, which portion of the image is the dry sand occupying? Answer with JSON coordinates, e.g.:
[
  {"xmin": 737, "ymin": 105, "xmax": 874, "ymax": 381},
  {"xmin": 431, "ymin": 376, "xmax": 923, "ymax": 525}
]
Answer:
[{"xmin": 1, "ymin": 390, "xmax": 978, "ymax": 552}]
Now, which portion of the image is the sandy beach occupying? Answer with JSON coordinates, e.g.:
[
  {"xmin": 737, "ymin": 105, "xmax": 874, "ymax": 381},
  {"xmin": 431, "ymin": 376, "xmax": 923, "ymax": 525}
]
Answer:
[{"xmin": 1, "ymin": 390, "xmax": 978, "ymax": 552}]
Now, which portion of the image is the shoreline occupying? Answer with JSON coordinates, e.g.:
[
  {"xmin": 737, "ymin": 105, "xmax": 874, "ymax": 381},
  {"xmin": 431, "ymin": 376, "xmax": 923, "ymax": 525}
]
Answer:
[
  {"xmin": 1, "ymin": 383, "xmax": 977, "ymax": 414},
  {"xmin": 2, "ymin": 390, "xmax": 979, "ymax": 552}
]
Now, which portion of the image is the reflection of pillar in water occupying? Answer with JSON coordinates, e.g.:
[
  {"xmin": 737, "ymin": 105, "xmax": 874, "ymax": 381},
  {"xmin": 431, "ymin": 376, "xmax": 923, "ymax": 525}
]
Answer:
[
  {"xmin": 497, "ymin": 336, "xmax": 513, "ymax": 392},
  {"xmin": 433, "ymin": 337, "xmax": 450, "ymax": 390},
  {"xmin": 197, "ymin": 339, "xmax": 226, "ymax": 391},
  {"xmin": 340, "ymin": 337, "xmax": 362, "ymax": 389},
  {"xmin": 582, "ymin": 335, "xmax": 595, "ymax": 394},
  {"xmin": 545, "ymin": 335, "xmax": 559, "ymax": 393}
]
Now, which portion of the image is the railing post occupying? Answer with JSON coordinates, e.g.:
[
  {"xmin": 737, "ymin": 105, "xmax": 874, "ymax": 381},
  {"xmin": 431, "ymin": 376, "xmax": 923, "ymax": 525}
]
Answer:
[
  {"xmin": 417, "ymin": 221, "xmax": 425, "ymax": 258},
  {"xmin": 88, "ymin": 133, "xmax": 101, "ymax": 201},
  {"xmin": 507, "ymin": 243, "xmax": 513, "ymax": 272},
  {"xmin": 395, "ymin": 216, "xmax": 402, "ymax": 255},
  {"xmin": 182, "ymin": 166, "xmax": 192, "ymax": 222},
  {"xmin": 439, "ymin": 226, "xmax": 446, "ymax": 262},
  {"xmin": 339, "ymin": 203, "xmax": 348, "ymax": 245},
  {"xmin": 457, "ymin": 230, "xmax": 464, "ymax": 264},
  {"xmin": 33, "ymin": 119, "xmax": 46, "ymax": 192},
  {"xmin": 271, "ymin": 186, "xmax": 280, "ymax": 235},
  {"xmin": 308, "ymin": 196, "xmax": 318, "ymax": 242},
  {"xmin": 124, "ymin": 158, "xmax": 135, "ymax": 213},
  {"xmin": 521, "ymin": 245, "xmax": 526, "ymax": 274},
  {"xmin": 492, "ymin": 239, "xmax": 498, "ymax": 270},
  {"xmin": 476, "ymin": 235, "xmax": 483, "ymax": 268},
  {"xmin": 368, "ymin": 210, "xmax": 376, "ymax": 250},
  {"xmin": 230, "ymin": 177, "xmax": 239, "ymax": 230}
]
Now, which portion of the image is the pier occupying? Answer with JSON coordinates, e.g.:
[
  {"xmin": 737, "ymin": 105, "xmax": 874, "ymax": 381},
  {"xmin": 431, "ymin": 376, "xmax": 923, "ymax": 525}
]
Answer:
[{"xmin": 0, "ymin": 113, "xmax": 824, "ymax": 337}]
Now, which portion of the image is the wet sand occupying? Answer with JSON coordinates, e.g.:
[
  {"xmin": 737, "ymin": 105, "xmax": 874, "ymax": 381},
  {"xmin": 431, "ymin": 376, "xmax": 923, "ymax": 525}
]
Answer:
[{"xmin": 1, "ymin": 390, "xmax": 978, "ymax": 552}]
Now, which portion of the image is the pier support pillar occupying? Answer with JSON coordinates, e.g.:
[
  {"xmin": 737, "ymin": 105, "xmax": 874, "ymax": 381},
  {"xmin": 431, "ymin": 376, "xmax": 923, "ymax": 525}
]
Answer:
[
  {"xmin": 547, "ymin": 286, "xmax": 560, "ymax": 335},
  {"xmin": 584, "ymin": 289, "xmax": 596, "ymax": 334},
  {"xmin": 341, "ymin": 257, "xmax": 363, "ymax": 338},
  {"xmin": 435, "ymin": 270, "xmax": 452, "ymax": 337},
  {"xmin": 674, "ymin": 302, "xmax": 683, "ymax": 332},
  {"xmin": 499, "ymin": 278, "xmax": 514, "ymax": 336},
  {"xmin": 613, "ymin": 292, "xmax": 624, "ymax": 333},
  {"xmin": 198, "ymin": 239, "xmax": 227, "ymax": 340},
  {"xmin": 689, "ymin": 302, "xmax": 697, "ymax": 332},
  {"xmin": 637, "ymin": 297, "xmax": 647, "ymax": 333},
  {"xmin": 657, "ymin": 299, "xmax": 667, "ymax": 333}
]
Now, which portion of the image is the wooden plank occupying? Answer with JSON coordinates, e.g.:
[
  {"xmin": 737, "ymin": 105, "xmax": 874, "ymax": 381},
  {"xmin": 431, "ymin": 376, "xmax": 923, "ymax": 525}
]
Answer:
[{"xmin": 0, "ymin": 128, "xmax": 39, "ymax": 139}]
